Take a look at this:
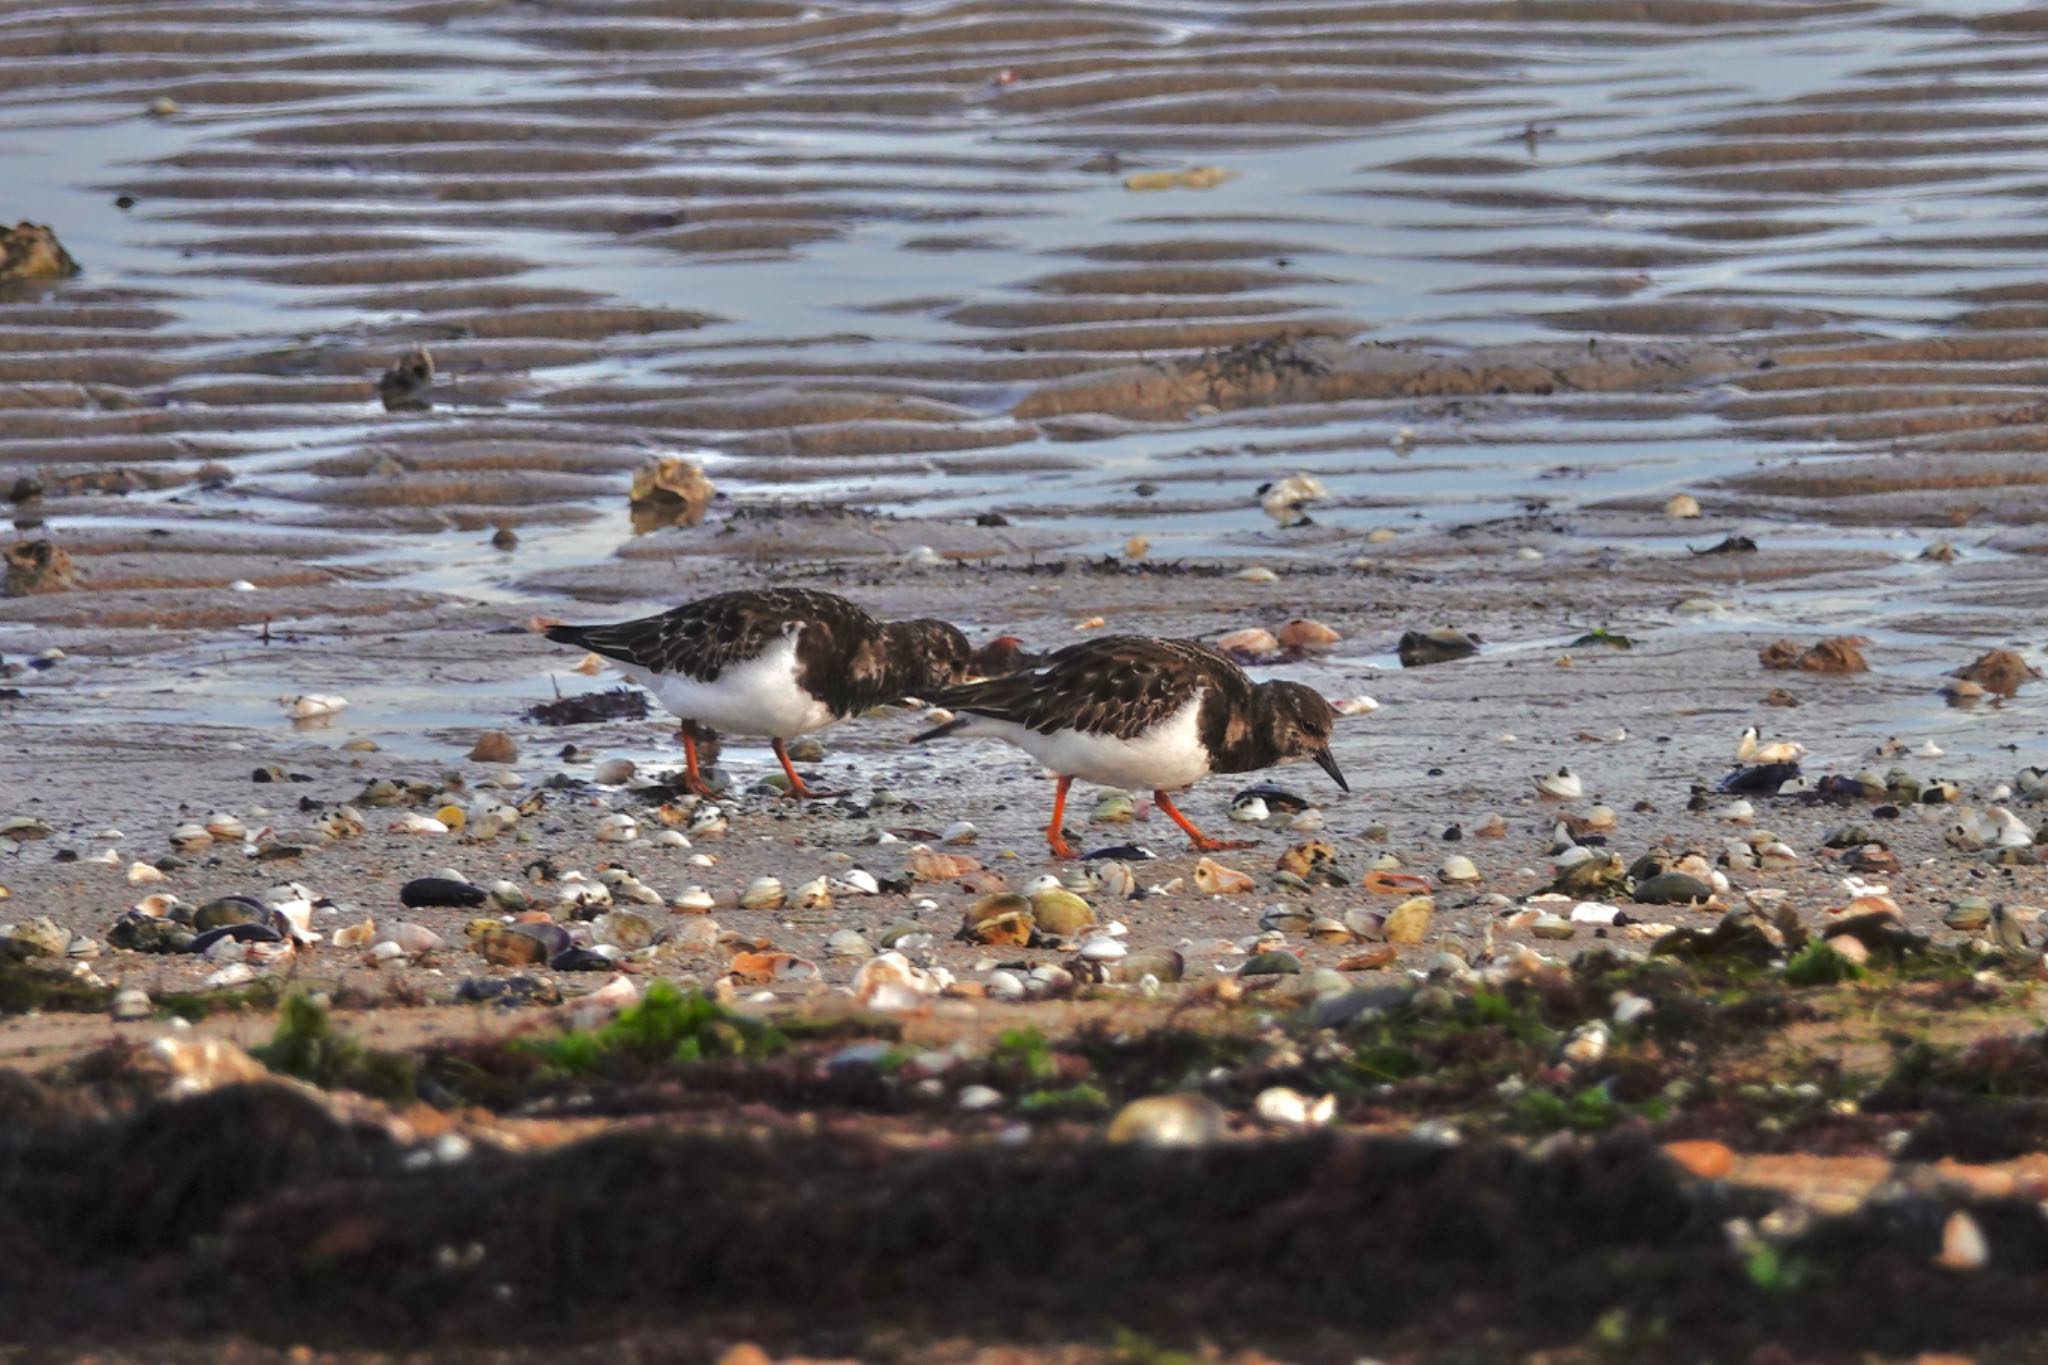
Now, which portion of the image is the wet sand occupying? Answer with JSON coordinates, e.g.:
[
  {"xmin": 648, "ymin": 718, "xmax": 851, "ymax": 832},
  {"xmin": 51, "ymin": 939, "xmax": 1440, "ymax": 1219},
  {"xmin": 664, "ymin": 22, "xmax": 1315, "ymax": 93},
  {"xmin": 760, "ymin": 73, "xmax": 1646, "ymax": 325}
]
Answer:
[{"xmin": 3, "ymin": 0, "xmax": 2048, "ymax": 1360}]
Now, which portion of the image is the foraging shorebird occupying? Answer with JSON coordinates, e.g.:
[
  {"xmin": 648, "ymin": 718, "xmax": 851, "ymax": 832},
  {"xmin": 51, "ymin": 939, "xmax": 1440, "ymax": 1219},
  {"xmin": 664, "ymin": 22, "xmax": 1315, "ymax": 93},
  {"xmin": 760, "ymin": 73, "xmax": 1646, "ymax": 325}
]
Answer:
[
  {"xmin": 914, "ymin": 635, "xmax": 1346, "ymax": 858},
  {"xmin": 544, "ymin": 588, "xmax": 971, "ymax": 799}
]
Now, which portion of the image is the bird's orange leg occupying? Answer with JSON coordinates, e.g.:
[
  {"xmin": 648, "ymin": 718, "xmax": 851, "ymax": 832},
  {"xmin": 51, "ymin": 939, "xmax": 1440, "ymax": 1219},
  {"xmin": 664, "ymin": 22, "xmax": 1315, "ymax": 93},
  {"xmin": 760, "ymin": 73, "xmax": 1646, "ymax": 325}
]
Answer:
[
  {"xmin": 678, "ymin": 721, "xmax": 718, "ymax": 798},
  {"xmin": 1046, "ymin": 774, "xmax": 1080, "ymax": 859},
  {"xmin": 1155, "ymin": 788, "xmax": 1255, "ymax": 853},
  {"xmin": 772, "ymin": 737, "xmax": 837, "ymax": 800}
]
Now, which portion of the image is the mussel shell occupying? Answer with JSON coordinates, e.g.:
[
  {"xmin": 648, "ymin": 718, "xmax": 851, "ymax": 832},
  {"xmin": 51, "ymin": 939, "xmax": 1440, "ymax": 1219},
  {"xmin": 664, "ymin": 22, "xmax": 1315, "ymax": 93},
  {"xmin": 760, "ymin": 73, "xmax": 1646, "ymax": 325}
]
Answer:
[
  {"xmin": 549, "ymin": 946, "xmax": 615, "ymax": 972},
  {"xmin": 190, "ymin": 922, "xmax": 283, "ymax": 954},
  {"xmin": 400, "ymin": 876, "xmax": 488, "ymax": 909},
  {"xmin": 191, "ymin": 895, "xmax": 266, "ymax": 932}
]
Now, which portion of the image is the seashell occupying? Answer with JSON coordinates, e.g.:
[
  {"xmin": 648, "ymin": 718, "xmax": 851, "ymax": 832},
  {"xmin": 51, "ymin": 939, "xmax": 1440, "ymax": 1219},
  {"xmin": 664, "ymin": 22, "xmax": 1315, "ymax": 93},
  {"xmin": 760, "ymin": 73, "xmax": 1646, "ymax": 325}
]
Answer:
[
  {"xmin": 592, "ymin": 910, "xmax": 659, "ymax": 952},
  {"xmin": 468, "ymin": 731, "xmax": 518, "ymax": 764},
  {"xmin": 1561, "ymin": 1022, "xmax": 1609, "ymax": 1067},
  {"xmin": 940, "ymin": 820, "xmax": 977, "ymax": 846},
  {"xmin": 1937, "ymin": 1210, "xmax": 1989, "ymax": 1272},
  {"xmin": 835, "ymin": 868, "xmax": 880, "ymax": 896},
  {"xmin": 170, "ymin": 823, "xmax": 213, "ymax": 854},
  {"xmin": 1107, "ymin": 1094, "xmax": 1228, "ymax": 1148},
  {"xmin": 727, "ymin": 951, "xmax": 819, "ymax": 986},
  {"xmin": 204, "ymin": 813, "xmax": 247, "ymax": 840},
  {"xmin": 373, "ymin": 922, "xmax": 444, "ymax": 955},
  {"xmin": 825, "ymin": 929, "xmax": 874, "ymax": 959},
  {"xmin": 322, "ymin": 806, "xmax": 366, "ymax": 840},
  {"xmin": 740, "ymin": 877, "xmax": 785, "ymax": 911},
  {"xmin": 1382, "ymin": 896, "xmax": 1435, "ymax": 944},
  {"xmin": 1918, "ymin": 740, "xmax": 1945, "ymax": 759},
  {"xmin": 1097, "ymin": 861, "xmax": 1138, "ymax": 899},
  {"xmin": 1582, "ymin": 806, "xmax": 1617, "ymax": 832},
  {"xmin": 1216, "ymin": 627, "xmax": 1279, "ymax": 659},
  {"xmin": 0, "ymin": 817, "xmax": 53, "ymax": 842},
  {"xmin": 1531, "ymin": 914, "xmax": 1576, "ymax": 940},
  {"xmin": 962, "ymin": 893, "xmax": 1035, "ymax": 946},
  {"xmin": 1439, "ymin": 854, "xmax": 1482, "ymax": 885},
  {"xmin": 1665, "ymin": 493, "xmax": 1701, "ymax": 519},
  {"xmin": 648, "ymin": 829, "xmax": 689, "ymax": 849},
  {"xmin": 595, "ymin": 813, "xmax": 639, "ymax": 843},
  {"xmin": 1093, "ymin": 791, "xmax": 1137, "ymax": 824},
  {"xmin": 1235, "ymin": 565, "xmax": 1278, "ymax": 583},
  {"xmin": 1240, "ymin": 950, "xmax": 1302, "ymax": 975},
  {"xmin": 557, "ymin": 879, "xmax": 612, "ymax": 913},
  {"xmin": 1255, "ymin": 1086, "xmax": 1336, "ymax": 1129},
  {"xmin": 1536, "ymin": 768, "xmax": 1582, "ymax": 801},
  {"xmin": 1633, "ymin": 872, "xmax": 1717, "ymax": 906},
  {"xmin": 473, "ymin": 923, "xmax": 561, "ymax": 967},
  {"xmin": 591, "ymin": 758, "xmax": 637, "ymax": 786},
  {"xmin": 573, "ymin": 653, "xmax": 605, "ymax": 676},
  {"xmin": 1332, "ymin": 695, "xmax": 1380, "ymax": 717},
  {"xmin": 203, "ymin": 962, "xmax": 258, "ymax": 989},
  {"xmin": 1231, "ymin": 795, "xmax": 1270, "ymax": 824},
  {"xmin": 1193, "ymin": 856, "xmax": 1255, "ymax": 895},
  {"xmin": 672, "ymin": 887, "xmax": 716, "ymax": 914},
  {"xmin": 88, "ymin": 849, "xmax": 121, "ymax": 866},
  {"xmin": 854, "ymin": 951, "xmax": 938, "ymax": 1008},
  {"xmin": 1307, "ymin": 915, "xmax": 1353, "ymax": 944},
  {"xmin": 132, "ymin": 893, "xmax": 180, "ymax": 919},
  {"xmin": 128, "ymin": 861, "xmax": 166, "ymax": 884},
  {"xmin": 334, "ymin": 918, "xmax": 377, "ymax": 948},
  {"xmin": 1287, "ymin": 808, "xmax": 1325, "ymax": 833},
  {"xmin": 908, "ymin": 847, "xmax": 980, "ymax": 881},
  {"xmin": 1078, "ymin": 934, "xmax": 1127, "ymax": 962},
  {"xmin": 389, "ymin": 813, "xmax": 449, "ymax": 835},
  {"xmin": 985, "ymin": 969, "xmax": 1027, "ymax": 1001},
  {"xmin": 401, "ymin": 877, "xmax": 486, "ymax": 909},
  {"xmin": 1028, "ymin": 887, "xmax": 1096, "ymax": 937},
  {"xmin": 791, "ymin": 876, "xmax": 832, "ymax": 912},
  {"xmin": 1124, "ymin": 535, "xmax": 1149, "ymax": 560},
  {"xmin": 284, "ymin": 693, "xmax": 348, "ymax": 720},
  {"xmin": 1259, "ymin": 472, "xmax": 1325, "ymax": 526},
  {"xmin": 110, "ymin": 987, "xmax": 151, "ymax": 1021},
  {"xmin": 1278, "ymin": 619, "xmax": 1341, "ymax": 652},
  {"xmin": 1716, "ymin": 799, "xmax": 1755, "ymax": 824},
  {"xmin": 1361, "ymin": 868, "xmax": 1431, "ymax": 895}
]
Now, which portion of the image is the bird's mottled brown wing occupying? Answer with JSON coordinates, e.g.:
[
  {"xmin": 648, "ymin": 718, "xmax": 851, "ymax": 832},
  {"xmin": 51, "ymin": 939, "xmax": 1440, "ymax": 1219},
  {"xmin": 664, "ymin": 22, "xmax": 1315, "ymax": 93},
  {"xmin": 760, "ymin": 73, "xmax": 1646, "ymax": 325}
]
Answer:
[
  {"xmin": 932, "ymin": 636, "xmax": 1243, "ymax": 741},
  {"xmin": 549, "ymin": 589, "xmax": 881, "ymax": 691}
]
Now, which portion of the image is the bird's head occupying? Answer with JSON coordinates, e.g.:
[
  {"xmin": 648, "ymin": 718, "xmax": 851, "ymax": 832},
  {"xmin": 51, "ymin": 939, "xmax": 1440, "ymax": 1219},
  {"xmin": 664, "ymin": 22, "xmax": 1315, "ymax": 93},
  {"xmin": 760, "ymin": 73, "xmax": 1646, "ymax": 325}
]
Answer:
[{"xmin": 1253, "ymin": 681, "xmax": 1347, "ymax": 791}]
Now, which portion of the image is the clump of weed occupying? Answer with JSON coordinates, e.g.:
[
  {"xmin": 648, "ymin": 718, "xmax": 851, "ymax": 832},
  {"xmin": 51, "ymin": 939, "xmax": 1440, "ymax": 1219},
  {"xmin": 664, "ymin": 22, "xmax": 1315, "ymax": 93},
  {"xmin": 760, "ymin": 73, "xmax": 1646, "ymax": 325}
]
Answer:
[
  {"xmin": 0, "ymin": 961, "xmax": 112, "ymax": 1014},
  {"xmin": 1785, "ymin": 940, "xmax": 1863, "ymax": 987},
  {"xmin": 155, "ymin": 977, "xmax": 286, "ymax": 1021},
  {"xmin": 527, "ymin": 981, "xmax": 786, "ymax": 1075},
  {"xmin": 252, "ymin": 993, "xmax": 415, "ymax": 1102}
]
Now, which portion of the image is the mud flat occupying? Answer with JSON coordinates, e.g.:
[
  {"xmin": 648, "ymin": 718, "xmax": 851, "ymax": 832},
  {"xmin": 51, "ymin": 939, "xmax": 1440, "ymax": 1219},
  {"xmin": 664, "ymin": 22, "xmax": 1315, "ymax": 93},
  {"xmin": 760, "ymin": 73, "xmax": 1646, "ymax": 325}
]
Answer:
[{"xmin": 4, "ymin": 0, "xmax": 2048, "ymax": 1359}]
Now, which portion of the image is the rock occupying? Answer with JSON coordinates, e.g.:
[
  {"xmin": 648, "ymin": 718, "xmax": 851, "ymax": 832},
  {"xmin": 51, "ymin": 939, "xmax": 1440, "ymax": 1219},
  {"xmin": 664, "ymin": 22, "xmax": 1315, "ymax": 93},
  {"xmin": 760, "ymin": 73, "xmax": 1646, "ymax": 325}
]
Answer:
[
  {"xmin": 1398, "ymin": 628, "xmax": 1479, "ymax": 668},
  {"xmin": 3, "ymin": 540, "xmax": 78, "ymax": 596},
  {"xmin": 1382, "ymin": 896, "xmax": 1435, "ymax": 944},
  {"xmin": 6, "ymin": 916, "xmax": 69, "ymax": 960},
  {"xmin": 628, "ymin": 455, "xmax": 715, "ymax": 532},
  {"xmin": 1951, "ymin": 648, "xmax": 2041, "ymax": 699},
  {"xmin": 0, "ymin": 222, "xmax": 80, "ymax": 281},
  {"xmin": 468, "ymin": 731, "xmax": 519, "ymax": 764},
  {"xmin": 377, "ymin": 345, "xmax": 433, "ymax": 411},
  {"xmin": 1106, "ymin": 1094, "xmax": 1228, "ymax": 1148},
  {"xmin": 109, "ymin": 986, "xmax": 151, "ymax": 1020}
]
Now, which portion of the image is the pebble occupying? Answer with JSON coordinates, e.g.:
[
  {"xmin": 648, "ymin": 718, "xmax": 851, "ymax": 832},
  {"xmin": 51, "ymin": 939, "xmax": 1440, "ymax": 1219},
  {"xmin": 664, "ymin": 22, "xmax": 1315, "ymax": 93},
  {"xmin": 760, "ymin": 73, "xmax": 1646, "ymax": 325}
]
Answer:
[
  {"xmin": 110, "ymin": 986, "xmax": 151, "ymax": 1020},
  {"xmin": 957, "ymin": 1084, "xmax": 1004, "ymax": 1112}
]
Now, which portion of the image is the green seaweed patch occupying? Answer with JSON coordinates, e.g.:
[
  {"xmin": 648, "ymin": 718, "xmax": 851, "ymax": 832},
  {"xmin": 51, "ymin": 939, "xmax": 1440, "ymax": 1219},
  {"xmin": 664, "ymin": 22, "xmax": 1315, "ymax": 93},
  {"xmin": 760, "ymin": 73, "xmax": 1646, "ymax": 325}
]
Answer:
[
  {"xmin": 252, "ymin": 993, "xmax": 416, "ymax": 1103},
  {"xmin": 1016, "ymin": 1081, "xmax": 1111, "ymax": 1117},
  {"xmin": 155, "ymin": 976, "xmax": 288, "ymax": 1021},
  {"xmin": 0, "ymin": 960, "xmax": 113, "ymax": 1014},
  {"xmin": 524, "ymin": 981, "xmax": 787, "ymax": 1076},
  {"xmin": 1571, "ymin": 627, "xmax": 1635, "ymax": 650}
]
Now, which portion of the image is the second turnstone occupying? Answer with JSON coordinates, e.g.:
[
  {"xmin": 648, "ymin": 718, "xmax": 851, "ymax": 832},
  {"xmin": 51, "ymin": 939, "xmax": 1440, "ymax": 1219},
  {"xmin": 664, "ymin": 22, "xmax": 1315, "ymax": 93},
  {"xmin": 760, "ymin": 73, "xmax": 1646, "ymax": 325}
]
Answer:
[
  {"xmin": 914, "ymin": 635, "xmax": 1346, "ymax": 858},
  {"xmin": 544, "ymin": 588, "xmax": 971, "ymax": 798}
]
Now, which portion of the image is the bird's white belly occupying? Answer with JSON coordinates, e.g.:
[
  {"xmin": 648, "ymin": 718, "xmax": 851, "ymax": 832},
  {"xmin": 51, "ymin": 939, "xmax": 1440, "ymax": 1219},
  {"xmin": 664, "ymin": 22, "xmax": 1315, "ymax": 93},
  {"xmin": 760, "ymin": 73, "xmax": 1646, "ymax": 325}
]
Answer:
[
  {"xmin": 957, "ymin": 694, "xmax": 1212, "ymax": 792},
  {"xmin": 623, "ymin": 636, "xmax": 838, "ymax": 738}
]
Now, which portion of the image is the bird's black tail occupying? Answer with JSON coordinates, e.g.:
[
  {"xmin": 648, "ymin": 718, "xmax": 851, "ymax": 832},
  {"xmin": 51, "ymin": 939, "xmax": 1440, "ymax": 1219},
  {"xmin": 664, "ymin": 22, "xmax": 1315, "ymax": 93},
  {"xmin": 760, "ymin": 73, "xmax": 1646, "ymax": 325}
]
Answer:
[
  {"xmin": 911, "ymin": 714, "xmax": 971, "ymax": 744},
  {"xmin": 543, "ymin": 624, "xmax": 594, "ymax": 649}
]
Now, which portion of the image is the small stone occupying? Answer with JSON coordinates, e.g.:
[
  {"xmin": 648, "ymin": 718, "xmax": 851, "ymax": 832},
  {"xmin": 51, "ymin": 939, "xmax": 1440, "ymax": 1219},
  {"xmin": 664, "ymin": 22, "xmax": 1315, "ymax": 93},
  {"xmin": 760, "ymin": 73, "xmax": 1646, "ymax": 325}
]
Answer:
[
  {"xmin": 1936, "ymin": 1210, "xmax": 1989, "ymax": 1272},
  {"xmin": 110, "ymin": 986, "xmax": 151, "ymax": 1021},
  {"xmin": 468, "ymin": 731, "xmax": 519, "ymax": 764}
]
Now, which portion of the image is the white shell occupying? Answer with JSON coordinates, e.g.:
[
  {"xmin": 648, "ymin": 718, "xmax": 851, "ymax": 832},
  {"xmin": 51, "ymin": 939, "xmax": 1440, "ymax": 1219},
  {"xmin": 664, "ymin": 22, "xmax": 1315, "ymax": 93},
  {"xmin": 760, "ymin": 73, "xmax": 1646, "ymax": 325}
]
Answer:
[
  {"xmin": 1439, "ymin": 855, "xmax": 1481, "ymax": 885},
  {"xmin": 650, "ymin": 829, "xmax": 689, "ymax": 848},
  {"xmin": 740, "ymin": 876, "xmax": 786, "ymax": 911},
  {"xmin": 1333, "ymin": 696, "xmax": 1380, "ymax": 717},
  {"xmin": 203, "ymin": 962, "xmax": 258, "ymax": 989},
  {"xmin": 1716, "ymin": 799, "xmax": 1755, "ymax": 824},
  {"xmin": 1078, "ymin": 934, "xmax": 1128, "ymax": 961},
  {"xmin": 672, "ymin": 887, "xmax": 715, "ymax": 913},
  {"xmin": 1254, "ymin": 1086, "xmax": 1336, "ymax": 1128},
  {"xmin": 204, "ymin": 813, "xmax": 247, "ymax": 840},
  {"xmin": 592, "ymin": 758, "xmax": 636, "ymax": 785},
  {"xmin": 1231, "ymin": 797, "xmax": 1270, "ymax": 824},
  {"xmin": 389, "ymin": 813, "xmax": 449, "ymax": 835},
  {"xmin": 940, "ymin": 820, "xmax": 977, "ymax": 845},
  {"xmin": 595, "ymin": 813, "xmax": 639, "ymax": 842},
  {"xmin": 284, "ymin": 693, "xmax": 348, "ymax": 719},
  {"xmin": 794, "ymin": 876, "xmax": 833, "ymax": 911},
  {"xmin": 1535, "ymin": 769, "xmax": 1582, "ymax": 800},
  {"xmin": 127, "ymin": 861, "xmax": 166, "ymax": 884}
]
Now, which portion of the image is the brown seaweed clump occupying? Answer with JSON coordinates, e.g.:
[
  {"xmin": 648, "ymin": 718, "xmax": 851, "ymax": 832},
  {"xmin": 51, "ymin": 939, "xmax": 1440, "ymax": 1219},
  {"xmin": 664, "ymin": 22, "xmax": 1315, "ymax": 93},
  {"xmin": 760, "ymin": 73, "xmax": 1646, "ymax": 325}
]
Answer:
[
  {"xmin": 1951, "ymin": 648, "xmax": 2041, "ymax": 699},
  {"xmin": 628, "ymin": 455, "xmax": 715, "ymax": 532},
  {"xmin": 1760, "ymin": 636, "xmax": 1866, "ymax": 674},
  {"xmin": 3, "ymin": 540, "xmax": 77, "ymax": 596}
]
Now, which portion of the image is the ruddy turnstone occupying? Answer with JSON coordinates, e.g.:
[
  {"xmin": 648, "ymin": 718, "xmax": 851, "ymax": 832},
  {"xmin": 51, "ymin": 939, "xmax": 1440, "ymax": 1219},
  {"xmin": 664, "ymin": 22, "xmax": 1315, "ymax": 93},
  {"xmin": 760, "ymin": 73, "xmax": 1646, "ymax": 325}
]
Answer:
[
  {"xmin": 915, "ymin": 635, "xmax": 1346, "ymax": 858},
  {"xmin": 545, "ymin": 588, "xmax": 971, "ymax": 799}
]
